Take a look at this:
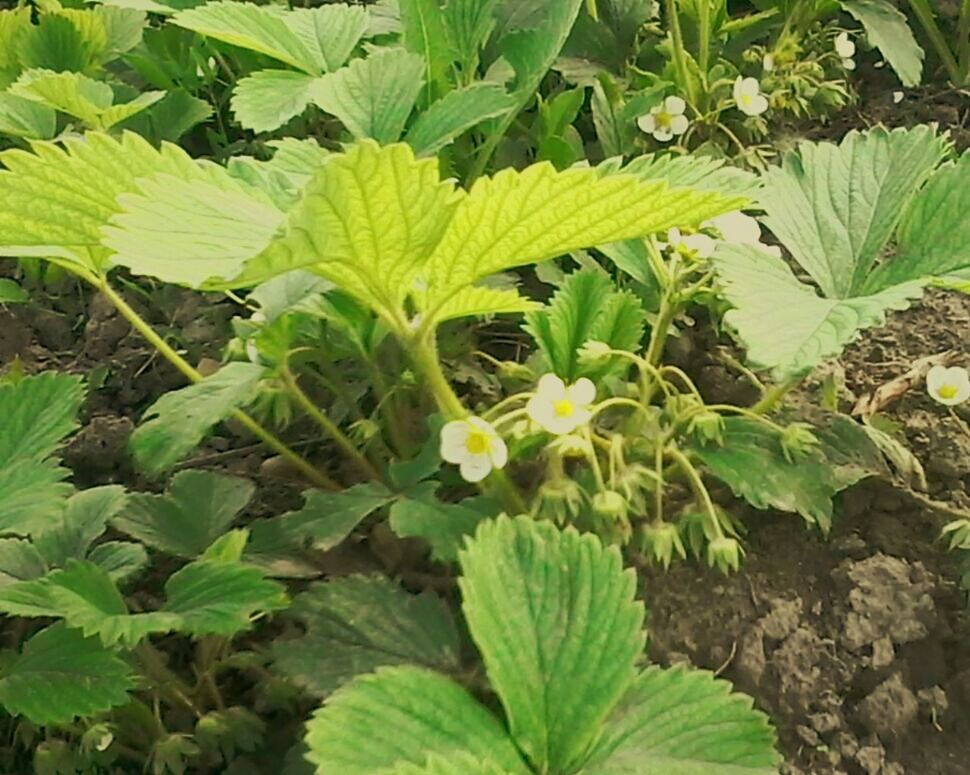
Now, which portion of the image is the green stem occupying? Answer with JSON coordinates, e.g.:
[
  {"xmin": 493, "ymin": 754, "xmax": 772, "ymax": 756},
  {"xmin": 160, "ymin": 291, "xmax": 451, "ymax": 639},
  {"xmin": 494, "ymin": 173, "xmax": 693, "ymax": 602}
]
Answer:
[
  {"xmin": 99, "ymin": 281, "xmax": 340, "ymax": 491},
  {"xmin": 958, "ymin": 0, "xmax": 970, "ymax": 80},
  {"xmin": 752, "ymin": 377, "xmax": 800, "ymax": 414},
  {"xmin": 665, "ymin": 0, "xmax": 697, "ymax": 105},
  {"xmin": 698, "ymin": 0, "xmax": 711, "ymax": 89},
  {"xmin": 653, "ymin": 441, "xmax": 666, "ymax": 524},
  {"xmin": 908, "ymin": 0, "xmax": 962, "ymax": 84},
  {"xmin": 667, "ymin": 446, "xmax": 724, "ymax": 540},
  {"xmin": 366, "ymin": 359, "xmax": 414, "ymax": 458},
  {"xmin": 280, "ymin": 366, "xmax": 383, "ymax": 483}
]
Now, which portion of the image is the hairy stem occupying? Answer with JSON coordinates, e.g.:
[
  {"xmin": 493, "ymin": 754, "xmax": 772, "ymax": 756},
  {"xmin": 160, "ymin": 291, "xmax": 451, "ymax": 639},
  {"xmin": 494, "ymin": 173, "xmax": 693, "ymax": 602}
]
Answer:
[
  {"xmin": 908, "ymin": 0, "xmax": 962, "ymax": 84},
  {"xmin": 99, "ymin": 281, "xmax": 339, "ymax": 491},
  {"xmin": 667, "ymin": 446, "xmax": 725, "ymax": 540},
  {"xmin": 665, "ymin": 0, "xmax": 697, "ymax": 105}
]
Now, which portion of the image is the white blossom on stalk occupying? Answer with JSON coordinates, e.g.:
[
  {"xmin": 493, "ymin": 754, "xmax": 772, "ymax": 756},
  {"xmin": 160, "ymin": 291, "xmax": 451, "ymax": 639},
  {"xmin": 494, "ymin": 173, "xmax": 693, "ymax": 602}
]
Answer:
[
  {"xmin": 704, "ymin": 211, "xmax": 781, "ymax": 257},
  {"xmin": 637, "ymin": 96, "xmax": 689, "ymax": 143},
  {"xmin": 835, "ymin": 32, "xmax": 856, "ymax": 70},
  {"xmin": 661, "ymin": 228, "xmax": 715, "ymax": 260},
  {"xmin": 733, "ymin": 77, "xmax": 769, "ymax": 117},
  {"xmin": 926, "ymin": 365, "xmax": 970, "ymax": 406},
  {"xmin": 762, "ymin": 53, "xmax": 775, "ymax": 72},
  {"xmin": 440, "ymin": 417, "xmax": 508, "ymax": 482},
  {"xmin": 526, "ymin": 374, "xmax": 596, "ymax": 435}
]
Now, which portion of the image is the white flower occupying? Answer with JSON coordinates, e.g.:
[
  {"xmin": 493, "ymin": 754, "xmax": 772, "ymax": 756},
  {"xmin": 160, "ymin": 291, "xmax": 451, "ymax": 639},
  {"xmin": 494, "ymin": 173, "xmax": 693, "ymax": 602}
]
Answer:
[
  {"xmin": 662, "ymin": 228, "xmax": 715, "ymax": 260},
  {"xmin": 762, "ymin": 53, "xmax": 775, "ymax": 72},
  {"xmin": 526, "ymin": 374, "xmax": 596, "ymax": 435},
  {"xmin": 704, "ymin": 211, "xmax": 782, "ymax": 257},
  {"xmin": 835, "ymin": 32, "xmax": 856, "ymax": 70},
  {"xmin": 440, "ymin": 416, "xmax": 508, "ymax": 482},
  {"xmin": 926, "ymin": 365, "xmax": 970, "ymax": 406},
  {"xmin": 733, "ymin": 77, "xmax": 768, "ymax": 117},
  {"xmin": 637, "ymin": 96, "xmax": 689, "ymax": 143},
  {"xmin": 893, "ymin": 91, "xmax": 904, "ymax": 104}
]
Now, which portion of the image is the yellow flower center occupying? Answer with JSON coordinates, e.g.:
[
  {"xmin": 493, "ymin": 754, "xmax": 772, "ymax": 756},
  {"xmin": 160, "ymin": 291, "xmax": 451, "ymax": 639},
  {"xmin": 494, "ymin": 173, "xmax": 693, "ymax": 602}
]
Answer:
[
  {"xmin": 938, "ymin": 384, "xmax": 959, "ymax": 400},
  {"xmin": 655, "ymin": 110, "xmax": 672, "ymax": 129},
  {"xmin": 554, "ymin": 399, "xmax": 575, "ymax": 418},
  {"xmin": 465, "ymin": 429, "xmax": 492, "ymax": 455},
  {"xmin": 741, "ymin": 94, "xmax": 753, "ymax": 106}
]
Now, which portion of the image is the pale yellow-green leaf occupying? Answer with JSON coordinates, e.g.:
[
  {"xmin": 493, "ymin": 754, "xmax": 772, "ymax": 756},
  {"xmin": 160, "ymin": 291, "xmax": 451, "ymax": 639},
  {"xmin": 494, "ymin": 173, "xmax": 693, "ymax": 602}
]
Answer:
[
  {"xmin": 97, "ymin": 90, "xmax": 165, "ymax": 129},
  {"xmin": 0, "ymin": 131, "xmax": 210, "ymax": 276},
  {"xmin": 254, "ymin": 141, "xmax": 461, "ymax": 324},
  {"xmin": 427, "ymin": 285, "xmax": 539, "ymax": 324},
  {"xmin": 423, "ymin": 163, "xmax": 737, "ymax": 322},
  {"xmin": 0, "ymin": 8, "xmax": 31, "ymax": 72}
]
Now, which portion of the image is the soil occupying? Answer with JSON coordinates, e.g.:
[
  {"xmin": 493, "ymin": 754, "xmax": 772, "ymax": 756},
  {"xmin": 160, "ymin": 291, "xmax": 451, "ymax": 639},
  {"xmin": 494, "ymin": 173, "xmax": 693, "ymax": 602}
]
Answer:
[{"xmin": 4, "ymin": 90, "xmax": 970, "ymax": 775}]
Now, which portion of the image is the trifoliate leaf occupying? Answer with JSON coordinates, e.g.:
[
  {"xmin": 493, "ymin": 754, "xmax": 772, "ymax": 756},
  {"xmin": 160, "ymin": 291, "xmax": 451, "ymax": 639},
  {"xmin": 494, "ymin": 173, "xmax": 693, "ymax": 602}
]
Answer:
[
  {"xmin": 761, "ymin": 125, "xmax": 947, "ymax": 298},
  {"xmin": 304, "ymin": 666, "xmax": 530, "ymax": 774},
  {"xmin": 866, "ymin": 152, "xmax": 970, "ymax": 291},
  {"xmin": 311, "ymin": 48, "xmax": 425, "ymax": 144},
  {"xmin": 231, "ymin": 69, "xmax": 322, "ymax": 133},
  {"xmin": 714, "ymin": 243, "xmax": 924, "ymax": 379},
  {"xmin": 0, "ymin": 373, "xmax": 83, "ymax": 536},
  {"xmin": 689, "ymin": 417, "xmax": 845, "ymax": 532},
  {"xmin": 459, "ymin": 516, "xmax": 644, "ymax": 773},
  {"xmin": 172, "ymin": 1, "xmax": 319, "ymax": 73},
  {"xmin": 0, "ymin": 623, "xmax": 135, "ymax": 725},
  {"xmin": 405, "ymin": 83, "xmax": 516, "ymax": 156},
  {"xmin": 389, "ymin": 484, "xmax": 497, "ymax": 563},
  {"xmin": 0, "ymin": 92, "xmax": 55, "ymax": 139},
  {"xmin": 273, "ymin": 575, "xmax": 461, "ymax": 697},
  {"xmin": 581, "ymin": 665, "xmax": 780, "ymax": 773},
  {"xmin": 129, "ymin": 362, "xmax": 266, "ymax": 475},
  {"xmin": 286, "ymin": 4, "xmax": 368, "ymax": 72},
  {"xmin": 843, "ymin": 0, "xmax": 923, "ymax": 87},
  {"xmin": 0, "ymin": 131, "xmax": 206, "ymax": 275},
  {"xmin": 162, "ymin": 558, "xmax": 288, "ymax": 636},
  {"xmin": 423, "ymin": 161, "xmax": 740, "ymax": 322},
  {"xmin": 114, "ymin": 470, "xmax": 255, "ymax": 558}
]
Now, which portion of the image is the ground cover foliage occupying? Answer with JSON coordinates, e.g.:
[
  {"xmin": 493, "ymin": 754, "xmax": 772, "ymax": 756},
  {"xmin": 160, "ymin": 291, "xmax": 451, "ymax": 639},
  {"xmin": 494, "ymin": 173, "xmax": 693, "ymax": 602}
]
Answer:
[{"xmin": 1, "ymin": 0, "xmax": 969, "ymax": 773}]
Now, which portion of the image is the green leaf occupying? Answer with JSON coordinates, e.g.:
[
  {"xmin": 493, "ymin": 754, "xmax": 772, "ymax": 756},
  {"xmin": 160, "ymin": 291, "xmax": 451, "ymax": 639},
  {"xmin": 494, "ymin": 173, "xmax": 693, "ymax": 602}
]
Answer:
[
  {"xmin": 114, "ymin": 470, "xmax": 255, "ymax": 558},
  {"xmin": 311, "ymin": 47, "xmax": 425, "ymax": 143},
  {"xmin": 33, "ymin": 485, "xmax": 128, "ymax": 568},
  {"xmin": 580, "ymin": 665, "xmax": 780, "ymax": 773},
  {"xmin": 0, "ymin": 131, "xmax": 206, "ymax": 276},
  {"xmin": 689, "ymin": 417, "xmax": 845, "ymax": 531},
  {"xmin": 615, "ymin": 152, "xmax": 761, "ymax": 200},
  {"xmin": 442, "ymin": 0, "xmax": 499, "ymax": 74},
  {"xmin": 273, "ymin": 575, "xmax": 461, "ymax": 697},
  {"xmin": 405, "ymin": 83, "xmax": 516, "ymax": 156},
  {"xmin": 0, "ymin": 624, "xmax": 135, "ymax": 725},
  {"xmin": 172, "ymin": 1, "xmax": 318, "ymax": 73},
  {"xmin": 459, "ymin": 516, "xmax": 645, "ymax": 773},
  {"xmin": 387, "ymin": 753, "xmax": 514, "ymax": 775},
  {"xmin": 389, "ymin": 485, "xmax": 496, "ymax": 563},
  {"xmin": 866, "ymin": 153, "xmax": 970, "ymax": 291},
  {"xmin": 0, "ymin": 7, "xmax": 31, "ymax": 74},
  {"xmin": 162, "ymin": 558, "xmax": 288, "ymax": 636},
  {"xmin": 129, "ymin": 363, "xmax": 266, "ymax": 475},
  {"xmin": 260, "ymin": 141, "xmax": 458, "ymax": 323},
  {"xmin": 10, "ymin": 69, "xmax": 164, "ymax": 129},
  {"xmin": 0, "ymin": 373, "xmax": 83, "ymax": 536},
  {"xmin": 305, "ymin": 666, "xmax": 529, "ymax": 774},
  {"xmin": 286, "ymin": 4, "xmax": 368, "ymax": 72},
  {"xmin": 231, "ymin": 69, "xmax": 321, "ymax": 132},
  {"xmin": 44, "ymin": 560, "xmax": 179, "ymax": 647},
  {"xmin": 104, "ymin": 172, "xmax": 285, "ymax": 288},
  {"xmin": 0, "ymin": 538, "xmax": 47, "ymax": 585},
  {"xmin": 524, "ymin": 267, "xmax": 614, "ymax": 381},
  {"xmin": 428, "ymin": 284, "xmax": 539, "ymax": 324},
  {"xmin": 400, "ymin": 0, "xmax": 456, "ymax": 96},
  {"xmin": 16, "ymin": 14, "xmax": 99, "ymax": 73},
  {"xmin": 761, "ymin": 126, "xmax": 947, "ymax": 298},
  {"xmin": 714, "ymin": 243, "xmax": 923, "ymax": 379},
  {"xmin": 87, "ymin": 541, "xmax": 149, "ymax": 584},
  {"xmin": 843, "ymin": 0, "xmax": 923, "ymax": 87},
  {"xmin": 127, "ymin": 88, "xmax": 213, "ymax": 144},
  {"xmin": 0, "ymin": 277, "xmax": 28, "ymax": 302},
  {"xmin": 423, "ymin": 161, "xmax": 741, "ymax": 321},
  {"xmin": 0, "ymin": 92, "xmax": 55, "ymax": 139}
]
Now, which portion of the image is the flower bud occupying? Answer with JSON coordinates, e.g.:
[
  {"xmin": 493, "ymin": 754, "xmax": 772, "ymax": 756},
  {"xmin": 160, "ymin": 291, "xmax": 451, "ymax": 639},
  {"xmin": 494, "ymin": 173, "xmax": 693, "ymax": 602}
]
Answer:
[
  {"xmin": 706, "ymin": 536, "xmax": 744, "ymax": 574},
  {"xmin": 592, "ymin": 490, "xmax": 628, "ymax": 521},
  {"xmin": 639, "ymin": 522, "xmax": 687, "ymax": 569},
  {"xmin": 578, "ymin": 340, "xmax": 612, "ymax": 363},
  {"xmin": 532, "ymin": 479, "xmax": 584, "ymax": 523},
  {"xmin": 688, "ymin": 410, "xmax": 725, "ymax": 446},
  {"xmin": 550, "ymin": 433, "xmax": 594, "ymax": 459},
  {"xmin": 780, "ymin": 422, "xmax": 819, "ymax": 463}
]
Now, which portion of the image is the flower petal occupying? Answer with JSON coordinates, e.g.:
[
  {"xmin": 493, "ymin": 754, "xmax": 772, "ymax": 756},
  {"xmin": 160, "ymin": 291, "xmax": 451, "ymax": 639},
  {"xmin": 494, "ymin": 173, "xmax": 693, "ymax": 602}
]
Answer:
[
  {"xmin": 637, "ymin": 114, "xmax": 656, "ymax": 133},
  {"xmin": 460, "ymin": 455, "xmax": 493, "ymax": 483},
  {"xmin": 527, "ymin": 395, "xmax": 555, "ymax": 426},
  {"xmin": 569, "ymin": 377, "xmax": 596, "ymax": 406},
  {"xmin": 664, "ymin": 95, "xmax": 686, "ymax": 115},
  {"xmin": 536, "ymin": 373, "xmax": 567, "ymax": 401},
  {"xmin": 488, "ymin": 436, "xmax": 508, "ymax": 469},
  {"xmin": 740, "ymin": 77, "xmax": 760, "ymax": 96},
  {"xmin": 670, "ymin": 114, "xmax": 689, "ymax": 135},
  {"xmin": 653, "ymin": 128, "xmax": 673, "ymax": 142},
  {"xmin": 440, "ymin": 421, "xmax": 469, "ymax": 463}
]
